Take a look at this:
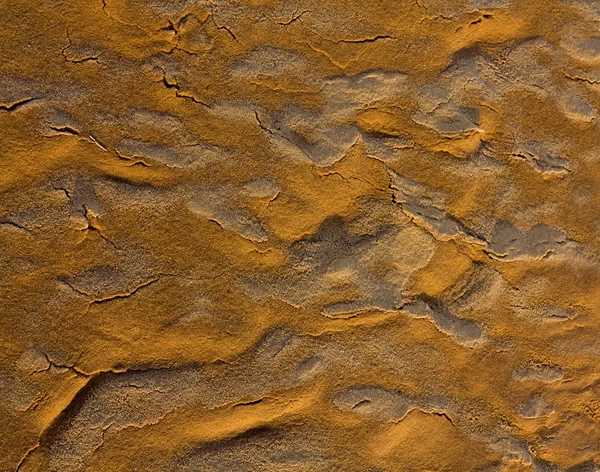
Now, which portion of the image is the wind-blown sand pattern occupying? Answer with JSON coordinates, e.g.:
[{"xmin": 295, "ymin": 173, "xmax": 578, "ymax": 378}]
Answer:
[{"xmin": 2, "ymin": 0, "xmax": 600, "ymax": 470}]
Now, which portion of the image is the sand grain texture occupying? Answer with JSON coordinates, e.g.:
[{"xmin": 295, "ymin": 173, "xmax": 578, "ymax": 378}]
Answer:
[{"xmin": 1, "ymin": 0, "xmax": 600, "ymax": 470}]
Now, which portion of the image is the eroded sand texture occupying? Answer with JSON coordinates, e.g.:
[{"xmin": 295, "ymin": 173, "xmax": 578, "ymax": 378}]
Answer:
[{"xmin": 2, "ymin": 0, "xmax": 600, "ymax": 470}]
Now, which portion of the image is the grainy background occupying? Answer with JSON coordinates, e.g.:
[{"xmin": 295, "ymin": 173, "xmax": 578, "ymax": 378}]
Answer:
[{"xmin": 2, "ymin": 0, "xmax": 600, "ymax": 470}]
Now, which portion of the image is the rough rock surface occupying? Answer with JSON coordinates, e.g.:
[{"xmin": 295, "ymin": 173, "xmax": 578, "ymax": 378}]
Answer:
[{"xmin": 1, "ymin": 0, "xmax": 600, "ymax": 470}]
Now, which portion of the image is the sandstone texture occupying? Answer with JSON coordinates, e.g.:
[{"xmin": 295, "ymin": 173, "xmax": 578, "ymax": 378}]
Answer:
[{"xmin": 2, "ymin": 0, "xmax": 600, "ymax": 470}]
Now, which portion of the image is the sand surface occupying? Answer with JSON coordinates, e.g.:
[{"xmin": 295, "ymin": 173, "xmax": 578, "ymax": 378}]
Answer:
[{"xmin": 2, "ymin": 0, "xmax": 600, "ymax": 470}]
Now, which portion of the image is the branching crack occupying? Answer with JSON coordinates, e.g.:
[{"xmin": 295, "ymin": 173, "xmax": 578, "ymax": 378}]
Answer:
[
  {"xmin": 61, "ymin": 29, "xmax": 99, "ymax": 63},
  {"xmin": 206, "ymin": 12, "xmax": 241, "ymax": 43},
  {"xmin": 33, "ymin": 353, "xmax": 91, "ymax": 377},
  {"xmin": 216, "ymin": 24, "xmax": 240, "ymax": 43},
  {"xmin": 304, "ymin": 41, "xmax": 349, "ymax": 68},
  {"xmin": 77, "ymin": 204, "xmax": 119, "ymax": 249},
  {"xmin": 158, "ymin": 67, "xmax": 211, "ymax": 108},
  {"xmin": 61, "ymin": 278, "xmax": 93, "ymax": 297},
  {"xmin": 278, "ymin": 8, "xmax": 310, "ymax": 25},
  {"xmin": 160, "ymin": 16, "xmax": 205, "ymax": 56},
  {"xmin": 254, "ymin": 110, "xmax": 314, "ymax": 160}
]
